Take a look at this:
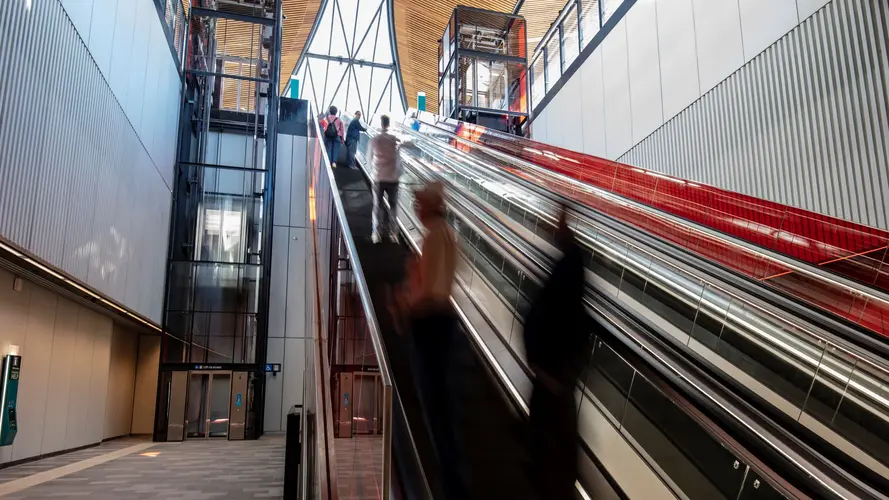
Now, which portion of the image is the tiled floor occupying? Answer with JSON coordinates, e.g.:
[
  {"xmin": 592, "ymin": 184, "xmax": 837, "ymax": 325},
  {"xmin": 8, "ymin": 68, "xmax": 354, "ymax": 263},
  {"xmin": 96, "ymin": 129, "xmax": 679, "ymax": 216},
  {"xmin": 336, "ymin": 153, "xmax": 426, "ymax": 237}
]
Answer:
[
  {"xmin": 0, "ymin": 437, "xmax": 150, "ymax": 485},
  {"xmin": 334, "ymin": 437, "xmax": 383, "ymax": 500},
  {"xmin": 0, "ymin": 436, "xmax": 285, "ymax": 499}
]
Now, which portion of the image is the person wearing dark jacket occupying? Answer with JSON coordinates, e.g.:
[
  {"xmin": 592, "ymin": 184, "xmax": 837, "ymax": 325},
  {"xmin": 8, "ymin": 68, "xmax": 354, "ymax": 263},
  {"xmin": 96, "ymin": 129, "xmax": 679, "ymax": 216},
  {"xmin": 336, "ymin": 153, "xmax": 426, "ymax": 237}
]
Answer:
[
  {"xmin": 523, "ymin": 208, "xmax": 594, "ymax": 500},
  {"xmin": 345, "ymin": 110, "xmax": 367, "ymax": 168}
]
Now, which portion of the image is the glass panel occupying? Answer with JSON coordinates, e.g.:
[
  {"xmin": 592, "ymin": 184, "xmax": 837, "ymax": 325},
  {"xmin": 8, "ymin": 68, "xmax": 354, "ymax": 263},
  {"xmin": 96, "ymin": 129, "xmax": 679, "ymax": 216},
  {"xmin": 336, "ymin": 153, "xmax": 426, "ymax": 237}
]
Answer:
[
  {"xmin": 602, "ymin": 0, "xmax": 623, "ymax": 25},
  {"xmin": 531, "ymin": 55, "xmax": 545, "ymax": 108},
  {"xmin": 718, "ymin": 301, "xmax": 821, "ymax": 409},
  {"xmin": 561, "ymin": 7, "xmax": 580, "ymax": 70},
  {"xmin": 458, "ymin": 57, "xmax": 475, "ymax": 106},
  {"xmin": 580, "ymin": 0, "xmax": 601, "ymax": 47},
  {"xmin": 209, "ymin": 374, "xmax": 231, "ymax": 437},
  {"xmin": 822, "ymin": 361, "xmax": 889, "ymax": 469},
  {"xmin": 737, "ymin": 470, "xmax": 787, "ymax": 500},
  {"xmin": 186, "ymin": 373, "xmax": 209, "ymax": 438},
  {"xmin": 622, "ymin": 372, "xmax": 746, "ymax": 499},
  {"xmin": 545, "ymin": 35, "xmax": 561, "ymax": 91},
  {"xmin": 584, "ymin": 341, "xmax": 634, "ymax": 422}
]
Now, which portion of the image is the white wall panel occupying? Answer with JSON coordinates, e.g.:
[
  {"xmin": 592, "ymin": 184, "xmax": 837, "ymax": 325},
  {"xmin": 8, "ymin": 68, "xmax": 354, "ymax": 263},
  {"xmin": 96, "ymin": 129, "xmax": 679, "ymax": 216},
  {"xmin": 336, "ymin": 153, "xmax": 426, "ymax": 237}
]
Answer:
[
  {"xmin": 286, "ymin": 228, "xmax": 308, "ymax": 338},
  {"xmin": 12, "ymin": 287, "xmax": 57, "ymax": 461},
  {"xmin": 131, "ymin": 335, "xmax": 160, "ymax": 434},
  {"xmin": 601, "ymin": 21, "xmax": 633, "ymax": 158},
  {"xmin": 655, "ymin": 0, "xmax": 701, "ymax": 120},
  {"xmin": 545, "ymin": 93, "xmax": 567, "ymax": 148},
  {"xmin": 738, "ymin": 0, "xmax": 798, "ymax": 61},
  {"xmin": 532, "ymin": 108, "xmax": 548, "ymax": 143},
  {"xmin": 579, "ymin": 51, "xmax": 607, "ymax": 157},
  {"xmin": 104, "ymin": 325, "xmax": 138, "ymax": 439},
  {"xmin": 626, "ymin": 0, "xmax": 664, "ymax": 143},
  {"xmin": 108, "ymin": 0, "xmax": 136, "ymax": 105},
  {"xmin": 798, "ymin": 0, "xmax": 832, "ymax": 20},
  {"xmin": 65, "ymin": 309, "xmax": 97, "ymax": 450},
  {"xmin": 269, "ymin": 229, "xmax": 290, "ymax": 339},
  {"xmin": 41, "ymin": 298, "xmax": 78, "ymax": 455},
  {"xmin": 691, "ymin": 0, "xmax": 744, "ymax": 94},
  {"xmin": 621, "ymin": 0, "xmax": 889, "ymax": 229},
  {"xmin": 290, "ymin": 138, "xmax": 309, "ymax": 226},
  {"xmin": 60, "ymin": 0, "xmax": 94, "ymax": 42},
  {"xmin": 126, "ymin": 0, "xmax": 152, "ymax": 132},
  {"xmin": 0, "ymin": 267, "xmax": 142, "ymax": 464},
  {"xmin": 87, "ymin": 320, "xmax": 113, "ymax": 444},
  {"xmin": 560, "ymin": 76, "xmax": 586, "ymax": 152},
  {"xmin": 264, "ymin": 337, "xmax": 286, "ymax": 432},
  {"xmin": 88, "ymin": 0, "xmax": 118, "ymax": 80},
  {"xmin": 280, "ymin": 338, "xmax": 307, "ymax": 426},
  {"xmin": 0, "ymin": 0, "xmax": 174, "ymax": 320}
]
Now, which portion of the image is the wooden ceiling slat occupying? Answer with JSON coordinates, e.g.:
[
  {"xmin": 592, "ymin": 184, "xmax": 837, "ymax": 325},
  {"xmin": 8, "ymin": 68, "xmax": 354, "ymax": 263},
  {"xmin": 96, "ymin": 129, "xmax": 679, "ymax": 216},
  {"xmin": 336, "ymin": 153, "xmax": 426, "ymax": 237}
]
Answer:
[{"xmin": 275, "ymin": 0, "xmax": 568, "ymax": 110}]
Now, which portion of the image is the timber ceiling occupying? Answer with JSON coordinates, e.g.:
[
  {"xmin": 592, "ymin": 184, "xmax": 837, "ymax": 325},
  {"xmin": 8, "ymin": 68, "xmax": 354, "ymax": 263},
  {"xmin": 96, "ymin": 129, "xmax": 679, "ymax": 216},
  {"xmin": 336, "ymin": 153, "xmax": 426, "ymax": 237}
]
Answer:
[
  {"xmin": 516, "ymin": 0, "xmax": 571, "ymax": 54},
  {"xmin": 272, "ymin": 0, "xmax": 567, "ymax": 110}
]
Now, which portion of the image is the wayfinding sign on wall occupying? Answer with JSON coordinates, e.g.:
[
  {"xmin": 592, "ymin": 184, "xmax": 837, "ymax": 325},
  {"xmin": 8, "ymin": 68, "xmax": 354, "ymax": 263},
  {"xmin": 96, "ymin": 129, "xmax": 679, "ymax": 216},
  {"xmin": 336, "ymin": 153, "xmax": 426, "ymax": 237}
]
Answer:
[{"xmin": 0, "ymin": 354, "xmax": 21, "ymax": 446}]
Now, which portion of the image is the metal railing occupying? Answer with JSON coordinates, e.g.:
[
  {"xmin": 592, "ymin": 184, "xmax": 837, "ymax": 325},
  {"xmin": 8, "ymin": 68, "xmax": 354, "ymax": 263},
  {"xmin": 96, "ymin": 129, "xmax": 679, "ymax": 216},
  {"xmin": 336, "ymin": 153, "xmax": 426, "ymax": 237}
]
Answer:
[
  {"xmin": 386, "ymin": 117, "xmax": 889, "ymax": 496},
  {"xmin": 305, "ymin": 110, "xmax": 397, "ymax": 499}
]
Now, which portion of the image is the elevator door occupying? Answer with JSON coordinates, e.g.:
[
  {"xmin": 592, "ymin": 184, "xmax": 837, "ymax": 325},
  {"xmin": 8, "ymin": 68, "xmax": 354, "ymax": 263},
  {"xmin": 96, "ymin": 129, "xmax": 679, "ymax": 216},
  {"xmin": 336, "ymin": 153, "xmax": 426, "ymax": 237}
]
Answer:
[{"xmin": 186, "ymin": 372, "xmax": 232, "ymax": 439}]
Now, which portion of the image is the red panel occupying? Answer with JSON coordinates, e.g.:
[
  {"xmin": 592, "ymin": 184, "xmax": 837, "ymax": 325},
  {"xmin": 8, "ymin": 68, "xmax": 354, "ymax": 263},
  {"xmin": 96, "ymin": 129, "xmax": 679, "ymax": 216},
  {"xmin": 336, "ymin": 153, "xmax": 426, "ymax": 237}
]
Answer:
[{"xmin": 425, "ymin": 116, "xmax": 889, "ymax": 339}]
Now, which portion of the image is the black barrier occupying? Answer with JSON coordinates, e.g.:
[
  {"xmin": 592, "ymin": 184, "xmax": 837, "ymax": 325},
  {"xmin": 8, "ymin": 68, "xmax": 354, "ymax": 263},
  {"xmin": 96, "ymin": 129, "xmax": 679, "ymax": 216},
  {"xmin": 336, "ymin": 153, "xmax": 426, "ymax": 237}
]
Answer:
[{"xmin": 284, "ymin": 407, "xmax": 302, "ymax": 499}]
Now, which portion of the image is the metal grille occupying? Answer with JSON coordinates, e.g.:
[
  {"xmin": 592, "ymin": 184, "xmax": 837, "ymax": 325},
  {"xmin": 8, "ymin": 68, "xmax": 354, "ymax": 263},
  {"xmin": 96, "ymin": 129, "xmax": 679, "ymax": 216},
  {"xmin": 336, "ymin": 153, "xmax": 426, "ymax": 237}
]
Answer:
[
  {"xmin": 620, "ymin": 0, "xmax": 889, "ymax": 230},
  {"xmin": 0, "ymin": 0, "xmax": 175, "ymax": 322}
]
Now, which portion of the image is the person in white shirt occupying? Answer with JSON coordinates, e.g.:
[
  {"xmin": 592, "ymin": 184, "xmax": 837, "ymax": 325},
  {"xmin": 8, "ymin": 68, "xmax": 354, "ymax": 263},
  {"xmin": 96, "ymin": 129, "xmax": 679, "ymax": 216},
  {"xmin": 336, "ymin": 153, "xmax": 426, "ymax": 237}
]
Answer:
[{"xmin": 369, "ymin": 114, "xmax": 401, "ymax": 243}]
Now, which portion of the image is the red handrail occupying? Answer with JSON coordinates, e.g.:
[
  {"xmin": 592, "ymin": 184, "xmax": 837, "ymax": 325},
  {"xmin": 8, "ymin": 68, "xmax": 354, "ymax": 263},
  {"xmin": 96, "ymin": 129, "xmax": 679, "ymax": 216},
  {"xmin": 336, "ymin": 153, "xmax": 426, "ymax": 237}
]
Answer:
[{"xmin": 422, "ymin": 115, "xmax": 889, "ymax": 338}]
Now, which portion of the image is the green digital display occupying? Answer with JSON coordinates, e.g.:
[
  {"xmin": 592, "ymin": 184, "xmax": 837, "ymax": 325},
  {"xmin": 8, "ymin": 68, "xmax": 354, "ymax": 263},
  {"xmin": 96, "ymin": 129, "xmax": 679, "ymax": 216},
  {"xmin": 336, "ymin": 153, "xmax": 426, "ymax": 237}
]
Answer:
[{"xmin": 0, "ymin": 355, "xmax": 21, "ymax": 446}]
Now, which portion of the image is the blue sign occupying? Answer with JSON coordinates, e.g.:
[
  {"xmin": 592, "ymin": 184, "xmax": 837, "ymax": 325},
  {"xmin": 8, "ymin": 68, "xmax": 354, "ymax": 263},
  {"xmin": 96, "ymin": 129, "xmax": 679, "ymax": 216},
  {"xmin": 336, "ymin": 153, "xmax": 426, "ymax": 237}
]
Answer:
[
  {"xmin": 343, "ymin": 393, "xmax": 349, "ymax": 407},
  {"xmin": 264, "ymin": 363, "xmax": 282, "ymax": 373},
  {"xmin": 235, "ymin": 393, "xmax": 242, "ymax": 407}
]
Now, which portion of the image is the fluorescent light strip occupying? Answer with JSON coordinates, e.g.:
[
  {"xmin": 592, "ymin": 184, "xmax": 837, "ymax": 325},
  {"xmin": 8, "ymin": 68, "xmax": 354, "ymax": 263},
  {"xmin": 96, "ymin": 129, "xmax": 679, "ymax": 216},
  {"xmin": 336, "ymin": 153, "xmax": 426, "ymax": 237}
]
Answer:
[
  {"xmin": 0, "ymin": 242, "xmax": 22, "ymax": 257},
  {"xmin": 24, "ymin": 258, "xmax": 66, "ymax": 281}
]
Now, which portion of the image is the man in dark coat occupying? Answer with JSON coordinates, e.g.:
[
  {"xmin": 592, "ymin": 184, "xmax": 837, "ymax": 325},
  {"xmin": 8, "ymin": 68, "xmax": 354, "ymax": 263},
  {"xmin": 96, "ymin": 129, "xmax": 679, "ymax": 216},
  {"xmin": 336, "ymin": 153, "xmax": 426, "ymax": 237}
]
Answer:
[
  {"xmin": 345, "ymin": 110, "xmax": 367, "ymax": 168},
  {"xmin": 523, "ymin": 208, "xmax": 593, "ymax": 500}
]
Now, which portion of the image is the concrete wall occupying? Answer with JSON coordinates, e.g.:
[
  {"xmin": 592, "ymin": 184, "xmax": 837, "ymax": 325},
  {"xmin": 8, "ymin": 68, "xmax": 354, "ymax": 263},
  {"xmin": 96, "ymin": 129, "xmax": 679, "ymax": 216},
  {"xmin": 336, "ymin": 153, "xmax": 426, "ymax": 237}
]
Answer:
[
  {"xmin": 527, "ymin": 0, "xmax": 889, "ymax": 228},
  {"xmin": 0, "ymin": 0, "xmax": 180, "ymax": 322},
  {"xmin": 0, "ymin": 267, "xmax": 153, "ymax": 463},
  {"xmin": 264, "ymin": 133, "xmax": 310, "ymax": 432}
]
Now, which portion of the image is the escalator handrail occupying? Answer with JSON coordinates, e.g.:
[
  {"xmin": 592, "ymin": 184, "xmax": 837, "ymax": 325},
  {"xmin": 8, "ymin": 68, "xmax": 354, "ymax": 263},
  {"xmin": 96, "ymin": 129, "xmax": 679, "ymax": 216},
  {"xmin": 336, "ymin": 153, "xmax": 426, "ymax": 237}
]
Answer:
[
  {"xmin": 387, "ymin": 133, "xmax": 872, "ymax": 499},
  {"xmin": 419, "ymin": 112, "xmax": 889, "ymax": 309},
  {"xmin": 416, "ymin": 116, "xmax": 889, "ymax": 344},
  {"xmin": 309, "ymin": 111, "xmax": 396, "ymax": 500},
  {"xmin": 374, "ymin": 131, "xmax": 811, "ymax": 498},
  {"xmin": 398, "ymin": 119, "xmax": 889, "ymax": 383}
]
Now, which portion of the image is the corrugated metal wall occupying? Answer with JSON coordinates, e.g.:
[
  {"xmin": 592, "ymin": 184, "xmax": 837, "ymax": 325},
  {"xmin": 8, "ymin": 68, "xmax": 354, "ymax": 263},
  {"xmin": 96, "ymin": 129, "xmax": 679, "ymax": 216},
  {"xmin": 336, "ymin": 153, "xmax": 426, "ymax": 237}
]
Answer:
[
  {"xmin": 0, "ymin": 0, "xmax": 176, "ymax": 322},
  {"xmin": 620, "ymin": 0, "xmax": 889, "ymax": 230}
]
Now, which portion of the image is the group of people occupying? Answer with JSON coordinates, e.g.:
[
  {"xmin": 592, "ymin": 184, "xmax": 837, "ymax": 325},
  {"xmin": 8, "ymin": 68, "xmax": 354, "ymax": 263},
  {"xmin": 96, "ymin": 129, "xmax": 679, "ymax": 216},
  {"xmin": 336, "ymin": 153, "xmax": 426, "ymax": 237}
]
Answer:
[
  {"xmin": 319, "ymin": 105, "xmax": 367, "ymax": 169},
  {"xmin": 325, "ymin": 102, "xmax": 591, "ymax": 499}
]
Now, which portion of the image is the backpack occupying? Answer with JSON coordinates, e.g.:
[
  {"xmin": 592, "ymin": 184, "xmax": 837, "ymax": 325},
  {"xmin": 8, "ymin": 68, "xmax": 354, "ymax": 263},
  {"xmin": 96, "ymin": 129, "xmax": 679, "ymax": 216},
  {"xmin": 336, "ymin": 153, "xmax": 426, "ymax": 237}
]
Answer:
[{"xmin": 324, "ymin": 117, "xmax": 339, "ymax": 139}]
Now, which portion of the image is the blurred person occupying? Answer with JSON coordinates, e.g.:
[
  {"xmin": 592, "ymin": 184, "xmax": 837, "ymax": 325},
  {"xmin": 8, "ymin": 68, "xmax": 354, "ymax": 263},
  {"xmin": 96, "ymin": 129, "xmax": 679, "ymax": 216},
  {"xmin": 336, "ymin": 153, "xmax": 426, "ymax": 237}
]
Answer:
[
  {"xmin": 345, "ymin": 110, "xmax": 366, "ymax": 168},
  {"xmin": 369, "ymin": 114, "xmax": 401, "ymax": 243},
  {"xmin": 523, "ymin": 208, "xmax": 594, "ymax": 500},
  {"xmin": 410, "ymin": 111, "xmax": 421, "ymax": 132},
  {"xmin": 408, "ymin": 181, "xmax": 467, "ymax": 500},
  {"xmin": 320, "ymin": 105, "xmax": 344, "ymax": 166}
]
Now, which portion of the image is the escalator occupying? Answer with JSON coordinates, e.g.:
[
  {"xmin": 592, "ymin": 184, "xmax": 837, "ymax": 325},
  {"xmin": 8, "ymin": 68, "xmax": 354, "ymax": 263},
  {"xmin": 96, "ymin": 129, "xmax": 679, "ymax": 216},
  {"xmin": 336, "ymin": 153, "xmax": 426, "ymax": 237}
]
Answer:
[
  {"xmin": 311, "ymin": 108, "xmax": 883, "ymax": 500},
  {"xmin": 375, "ymin": 116, "xmax": 889, "ymax": 496}
]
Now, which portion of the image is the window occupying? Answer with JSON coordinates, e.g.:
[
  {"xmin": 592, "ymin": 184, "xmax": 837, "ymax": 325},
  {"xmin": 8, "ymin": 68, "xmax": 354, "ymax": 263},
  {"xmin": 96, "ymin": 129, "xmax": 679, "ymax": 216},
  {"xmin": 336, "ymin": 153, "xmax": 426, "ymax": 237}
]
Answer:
[
  {"xmin": 580, "ymin": 0, "xmax": 600, "ymax": 48},
  {"xmin": 561, "ymin": 7, "xmax": 579, "ymax": 71},
  {"xmin": 602, "ymin": 0, "xmax": 622, "ymax": 25},
  {"xmin": 531, "ymin": 55, "xmax": 545, "ymax": 109},
  {"xmin": 545, "ymin": 35, "xmax": 561, "ymax": 92}
]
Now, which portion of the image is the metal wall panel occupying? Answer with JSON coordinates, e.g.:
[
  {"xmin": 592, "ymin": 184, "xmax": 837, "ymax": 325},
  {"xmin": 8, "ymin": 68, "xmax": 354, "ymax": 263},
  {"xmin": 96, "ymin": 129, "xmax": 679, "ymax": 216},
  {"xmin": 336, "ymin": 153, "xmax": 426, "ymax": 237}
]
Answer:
[
  {"xmin": 0, "ymin": 0, "xmax": 176, "ymax": 322},
  {"xmin": 620, "ymin": 0, "xmax": 889, "ymax": 230}
]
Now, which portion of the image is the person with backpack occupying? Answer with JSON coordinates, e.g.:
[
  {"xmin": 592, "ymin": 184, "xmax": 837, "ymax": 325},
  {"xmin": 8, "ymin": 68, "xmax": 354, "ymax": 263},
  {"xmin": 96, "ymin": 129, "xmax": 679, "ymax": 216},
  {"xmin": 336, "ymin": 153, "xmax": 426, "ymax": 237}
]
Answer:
[
  {"xmin": 345, "ymin": 110, "xmax": 367, "ymax": 168},
  {"xmin": 369, "ymin": 114, "xmax": 402, "ymax": 243},
  {"xmin": 320, "ymin": 105, "xmax": 344, "ymax": 166}
]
